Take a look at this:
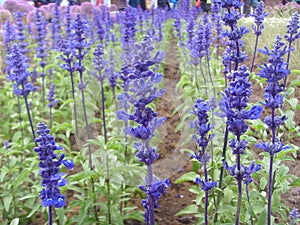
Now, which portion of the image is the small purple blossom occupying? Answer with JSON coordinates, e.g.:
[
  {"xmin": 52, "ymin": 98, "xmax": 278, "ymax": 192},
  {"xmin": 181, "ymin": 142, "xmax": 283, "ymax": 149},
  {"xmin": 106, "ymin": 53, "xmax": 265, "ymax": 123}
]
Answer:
[
  {"xmin": 195, "ymin": 177, "xmax": 217, "ymax": 192},
  {"xmin": 290, "ymin": 208, "xmax": 299, "ymax": 225},
  {"xmin": 224, "ymin": 161, "xmax": 261, "ymax": 184},
  {"xmin": 256, "ymin": 140, "xmax": 290, "ymax": 156},
  {"xmin": 139, "ymin": 179, "xmax": 170, "ymax": 223},
  {"xmin": 48, "ymin": 83, "xmax": 59, "ymax": 109}
]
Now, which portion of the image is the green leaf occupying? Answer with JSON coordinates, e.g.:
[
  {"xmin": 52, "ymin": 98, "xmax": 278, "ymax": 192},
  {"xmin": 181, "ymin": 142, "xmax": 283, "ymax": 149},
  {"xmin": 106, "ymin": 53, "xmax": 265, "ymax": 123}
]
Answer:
[
  {"xmin": 175, "ymin": 204, "xmax": 198, "ymax": 216},
  {"xmin": 174, "ymin": 171, "xmax": 198, "ymax": 184},
  {"xmin": 15, "ymin": 168, "xmax": 30, "ymax": 187},
  {"xmin": 57, "ymin": 208, "xmax": 66, "ymax": 225},
  {"xmin": 19, "ymin": 193, "xmax": 37, "ymax": 201},
  {"xmin": 223, "ymin": 187, "xmax": 234, "ymax": 203},
  {"xmin": 10, "ymin": 218, "xmax": 19, "ymax": 225},
  {"xmin": 290, "ymin": 178, "xmax": 300, "ymax": 187},
  {"xmin": 260, "ymin": 176, "xmax": 268, "ymax": 190},
  {"xmin": 27, "ymin": 204, "xmax": 40, "ymax": 218},
  {"xmin": 68, "ymin": 170, "xmax": 98, "ymax": 182},
  {"xmin": 286, "ymin": 98, "xmax": 298, "ymax": 110},
  {"xmin": 3, "ymin": 196, "xmax": 13, "ymax": 212},
  {"xmin": 257, "ymin": 208, "xmax": 267, "ymax": 225},
  {"xmin": 123, "ymin": 210, "xmax": 144, "ymax": 222}
]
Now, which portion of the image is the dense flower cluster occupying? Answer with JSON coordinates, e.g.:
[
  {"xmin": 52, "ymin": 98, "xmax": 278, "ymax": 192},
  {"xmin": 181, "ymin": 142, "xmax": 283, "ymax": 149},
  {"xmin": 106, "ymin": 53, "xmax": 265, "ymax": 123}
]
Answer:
[
  {"xmin": 250, "ymin": 1, "xmax": 268, "ymax": 36},
  {"xmin": 51, "ymin": 3, "xmax": 62, "ymax": 49},
  {"xmin": 34, "ymin": 122, "xmax": 74, "ymax": 208},
  {"xmin": 285, "ymin": 12, "xmax": 300, "ymax": 43},
  {"xmin": 14, "ymin": 11, "xmax": 28, "ymax": 54},
  {"xmin": 139, "ymin": 179, "xmax": 170, "ymax": 223},
  {"xmin": 117, "ymin": 36, "xmax": 168, "ymax": 223},
  {"xmin": 6, "ymin": 44, "xmax": 36, "ymax": 97},
  {"xmin": 256, "ymin": 35, "xmax": 290, "ymax": 154},
  {"xmin": 34, "ymin": 9, "xmax": 48, "ymax": 76}
]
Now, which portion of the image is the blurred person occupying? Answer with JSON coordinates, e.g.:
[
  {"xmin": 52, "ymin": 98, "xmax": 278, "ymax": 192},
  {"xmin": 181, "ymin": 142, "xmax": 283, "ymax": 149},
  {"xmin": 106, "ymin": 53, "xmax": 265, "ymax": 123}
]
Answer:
[
  {"xmin": 129, "ymin": 0, "xmax": 141, "ymax": 8},
  {"xmin": 201, "ymin": 0, "xmax": 211, "ymax": 12},
  {"xmin": 157, "ymin": 0, "xmax": 170, "ymax": 10},
  {"xmin": 243, "ymin": 0, "xmax": 252, "ymax": 16},
  {"xmin": 151, "ymin": 0, "xmax": 157, "ymax": 8},
  {"xmin": 140, "ymin": 0, "xmax": 146, "ymax": 9},
  {"xmin": 170, "ymin": 0, "xmax": 177, "ymax": 9}
]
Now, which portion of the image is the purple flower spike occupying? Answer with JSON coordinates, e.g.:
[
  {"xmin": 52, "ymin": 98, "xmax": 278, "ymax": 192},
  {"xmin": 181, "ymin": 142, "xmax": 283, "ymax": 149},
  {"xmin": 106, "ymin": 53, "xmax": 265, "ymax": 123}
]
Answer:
[
  {"xmin": 117, "ymin": 36, "xmax": 168, "ymax": 224},
  {"xmin": 34, "ymin": 122, "xmax": 74, "ymax": 208},
  {"xmin": 48, "ymin": 83, "xmax": 59, "ymax": 109},
  {"xmin": 250, "ymin": 1, "xmax": 268, "ymax": 36}
]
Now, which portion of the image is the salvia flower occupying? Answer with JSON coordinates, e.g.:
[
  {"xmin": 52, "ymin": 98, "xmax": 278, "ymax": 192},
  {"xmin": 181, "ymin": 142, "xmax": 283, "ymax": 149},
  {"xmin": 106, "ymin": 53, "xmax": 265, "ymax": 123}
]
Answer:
[
  {"xmin": 139, "ymin": 179, "xmax": 170, "ymax": 223},
  {"xmin": 257, "ymin": 35, "xmax": 291, "ymax": 225},
  {"xmin": 256, "ymin": 140, "xmax": 290, "ymax": 156},
  {"xmin": 48, "ymin": 83, "xmax": 59, "ymax": 109},
  {"xmin": 223, "ymin": 161, "xmax": 261, "ymax": 184},
  {"xmin": 283, "ymin": 12, "xmax": 300, "ymax": 88},
  {"xmin": 290, "ymin": 208, "xmax": 299, "ymax": 225},
  {"xmin": 92, "ymin": 43, "xmax": 107, "ymax": 83},
  {"xmin": 285, "ymin": 12, "xmax": 300, "ymax": 43},
  {"xmin": 117, "ymin": 36, "xmax": 168, "ymax": 224},
  {"xmin": 250, "ymin": 1, "xmax": 268, "ymax": 36},
  {"xmin": 51, "ymin": 3, "xmax": 62, "ymax": 49},
  {"xmin": 71, "ymin": 13, "xmax": 89, "ymax": 74},
  {"xmin": 64, "ymin": 5, "xmax": 72, "ymax": 39},
  {"xmin": 195, "ymin": 177, "xmax": 217, "ymax": 192},
  {"xmin": 34, "ymin": 9, "xmax": 48, "ymax": 75},
  {"xmin": 219, "ymin": 63, "xmax": 262, "ymax": 224},
  {"xmin": 3, "ymin": 20, "xmax": 15, "ymax": 50},
  {"xmin": 6, "ymin": 44, "xmax": 37, "ymax": 97},
  {"xmin": 34, "ymin": 122, "xmax": 74, "ymax": 208},
  {"xmin": 190, "ymin": 98, "xmax": 216, "ymax": 225},
  {"xmin": 221, "ymin": 0, "xmax": 243, "ymax": 9},
  {"xmin": 14, "ymin": 11, "xmax": 28, "ymax": 55},
  {"xmin": 258, "ymin": 35, "xmax": 290, "ymax": 110}
]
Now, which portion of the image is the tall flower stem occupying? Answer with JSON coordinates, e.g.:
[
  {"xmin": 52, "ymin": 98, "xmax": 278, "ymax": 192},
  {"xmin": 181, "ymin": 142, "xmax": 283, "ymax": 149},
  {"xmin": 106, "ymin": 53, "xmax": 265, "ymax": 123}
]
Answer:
[
  {"xmin": 194, "ymin": 64, "xmax": 200, "ymax": 92},
  {"xmin": 100, "ymin": 81, "xmax": 108, "ymax": 142},
  {"xmin": 267, "ymin": 155, "xmax": 274, "ymax": 225},
  {"xmin": 42, "ymin": 75, "xmax": 45, "ymax": 104},
  {"xmin": 214, "ymin": 125, "xmax": 228, "ymax": 222},
  {"xmin": 49, "ymin": 108, "xmax": 53, "ymax": 129},
  {"xmin": 267, "ymin": 109, "xmax": 276, "ymax": 225},
  {"xmin": 284, "ymin": 39, "xmax": 293, "ymax": 90},
  {"xmin": 250, "ymin": 34, "xmax": 259, "ymax": 72},
  {"xmin": 78, "ymin": 68, "xmax": 99, "ymax": 223},
  {"xmin": 17, "ymin": 96, "xmax": 24, "ymax": 146},
  {"xmin": 235, "ymin": 151, "xmax": 242, "ymax": 225},
  {"xmin": 206, "ymin": 55, "xmax": 216, "ymax": 98},
  {"xmin": 70, "ymin": 71, "xmax": 78, "ymax": 134},
  {"xmin": 203, "ymin": 154, "xmax": 209, "ymax": 225},
  {"xmin": 79, "ymin": 77, "xmax": 91, "ymax": 168},
  {"xmin": 199, "ymin": 61, "xmax": 207, "ymax": 95},
  {"xmin": 101, "ymin": 80, "xmax": 111, "ymax": 224},
  {"xmin": 246, "ymin": 184, "xmax": 254, "ymax": 225},
  {"xmin": 146, "ymin": 153, "xmax": 155, "ymax": 225},
  {"xmin": 23, "ymin": 93, "xmax": 35, "ymax": 140},
  {"xmin": 48, "ymin": 206, "xmax": 52, "ymax": 225}
]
